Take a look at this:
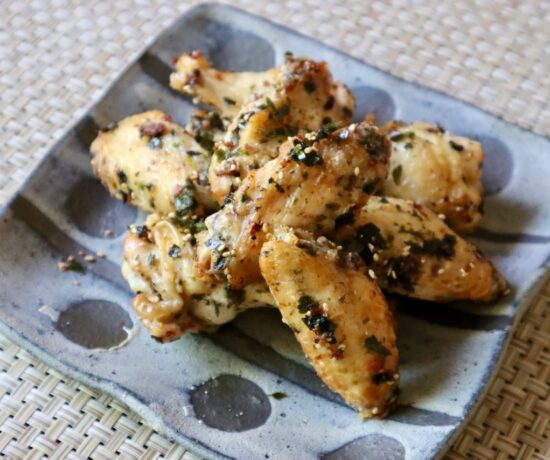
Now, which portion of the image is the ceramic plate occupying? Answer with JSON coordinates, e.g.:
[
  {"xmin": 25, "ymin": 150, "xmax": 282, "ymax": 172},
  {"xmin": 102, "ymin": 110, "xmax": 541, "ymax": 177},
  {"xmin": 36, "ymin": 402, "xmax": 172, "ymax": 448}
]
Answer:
[{"xmin": 1, "ymin": 4, "xmax": 549, "ymax": 459}]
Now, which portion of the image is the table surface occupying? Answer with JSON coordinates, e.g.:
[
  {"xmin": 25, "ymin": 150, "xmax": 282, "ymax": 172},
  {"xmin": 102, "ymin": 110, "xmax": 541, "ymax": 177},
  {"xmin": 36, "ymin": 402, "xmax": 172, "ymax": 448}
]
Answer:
[{"xmin": 0, "ymin": 1, "xmax": 548, "ymax": 459}]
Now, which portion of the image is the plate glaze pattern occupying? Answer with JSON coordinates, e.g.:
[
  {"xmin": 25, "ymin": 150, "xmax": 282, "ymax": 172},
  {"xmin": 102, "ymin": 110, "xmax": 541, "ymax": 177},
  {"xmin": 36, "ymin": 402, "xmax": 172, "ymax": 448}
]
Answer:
[{"xmin": 1, "ymin": 4, "xmax": 549, "ymax": 459}]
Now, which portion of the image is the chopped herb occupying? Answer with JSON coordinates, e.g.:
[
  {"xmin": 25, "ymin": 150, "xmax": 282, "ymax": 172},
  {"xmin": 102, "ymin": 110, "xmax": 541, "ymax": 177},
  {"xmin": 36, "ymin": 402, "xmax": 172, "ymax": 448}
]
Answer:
[
  {"xmin": 241, "ymin": 192, "xmax": 251, "ymax": 203},
  {"xmin": 274, "ymin": 103, "xmax": 290, "ymax": 121},
  {"xmin": 372, "ymin": 372, "xmax": 394, "ymax": 385},
  {"xmin": 362, "ymin": 181, "xmax": 377, "ymax": 194},
  {"xmin": 174, "ymin": 187, "xmax": 196, "ymax": 215},
  {"xmin": 195, "ymin": 132, "xmax": 214, "ymax": 151},
  {"xmin": 325, "ymin": 202, "xmax": 340, "ymax": 211},
  {"xmin": 117, "ymin": 170, "xmax": 128, "ymax": 184},
  {"xmin": 334, "ymin": 211, "xmax": 355, "ymax": 229},
  {"xmin": 297, "ymin": 295, "xmax": 319, "ymax": 313},
  {"xmin": 213, "ymin": 256, "xmax": 228, "ymax": 271},
  {"xmin": 264, "ymin": 97, "xmax": 276, "ymax": 111},
  {"xmin": 357, "ymin": 125, "xmax": 388, "ymax": 156},
  {"xmin": 276, "ymin": 183, "xmax": 285, "ymax": 193},
  {"xmin": 290, "ymin": 140, "xmax": 323, "ymax": 166},
  {"xmin": 58, "ymin": 258, "xmax": 85, "ymax": 274},
  {"xmin": 449, "ymin": 140, "xmax": 464, "ymax": 151},
  {"xmin": 304, "ymin": 79, "xmax": 316, "ymax": 93},
  {"xmin": 389, "ymin": 131, "xmax": 415, "ymax": 142},
  {"xmin": 132, "ymin": 225, "xmax": 149, "ymax": 239},
  {"xmin": 168, "ymin": 244, "xmax": 182, "ymax": 258},
  {"xmin": 302, "ymin": 314, "xmax": 336, "ymax": 344},
  {"xmin": 222, "ymin": 193, "xmax": 234, "ymax": 207},
  {"xmin": 270, "ymin": 392, "xmax": 288, "ymax": 400},
  {"xmin": 186, "ymin": 150, "xmax": 201, "ymax": 156},
  {"xmin": 392, "ymin": 165, "xmax": 403, "ymax": 185},
  {"xmin": 315, "ymin": 122, "xmax": 339, "ymax": 140},
  {"xmin": 357, "ymin": 223, "xmax": 387, "ymax": 249},
  {"xmin": 223, "ymin": 97, "xmax": 236, "ymax": 105},
  {"xmin": 364, "ymin": 335, "xmax": 390, "ymax": 357},
  {"xmin": 388, "ymin": 255, "xmax": 420, "ymax": 291},
  {"xmin": 323, "ymin": 96, "xmax": 335, "ymax": 110},
  {"xmin": 409, "ymin": 234, "xmax": 456, "ymax": 259},
  {"xmin": 226, "ymin": 288, "xmax": 245, "ymax": 306},
  {"xmin": 343, "ymin": 107, "xmax": 353, "ymax": 117}
]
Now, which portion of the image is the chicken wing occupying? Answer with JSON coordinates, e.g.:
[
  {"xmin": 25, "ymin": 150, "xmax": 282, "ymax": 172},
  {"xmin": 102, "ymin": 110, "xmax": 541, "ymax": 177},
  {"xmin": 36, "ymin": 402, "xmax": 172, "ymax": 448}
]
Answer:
[
  {"xmin": 381, "ymin": 121, "xmax": 483, "ymax": 233},
  {"xmin": 91, "ymin": 110, "xmax": 222, "ymax": 215},
  {"xmin": 170, "ymin": 51, "xmax": 355, "ymax": 202},
  {"xmin": 122, "ymin": 214, "xmax": 274, "ymax": 340},
  {"xmin": 333, "ymin": 196, "xmax": 508, "ymax": 302},
  {"xmin": 260, "ymin": 227, "xmax": 399, "ymax": 417},
  {"xmin": 205, "ymin": 122, "xmax": 391, "ymax": 288}
]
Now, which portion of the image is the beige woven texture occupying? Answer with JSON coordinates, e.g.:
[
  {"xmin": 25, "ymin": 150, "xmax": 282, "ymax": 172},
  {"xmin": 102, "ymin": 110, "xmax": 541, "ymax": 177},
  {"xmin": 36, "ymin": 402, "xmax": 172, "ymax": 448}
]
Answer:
[{"xmin": 0, "ymin": 0, "xmax": 548, "ymax": 458}]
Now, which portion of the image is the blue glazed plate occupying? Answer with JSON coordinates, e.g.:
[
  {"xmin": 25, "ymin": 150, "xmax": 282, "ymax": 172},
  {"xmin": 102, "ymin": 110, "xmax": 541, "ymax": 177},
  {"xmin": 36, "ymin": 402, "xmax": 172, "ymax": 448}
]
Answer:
[{"xmin": 1, "ymin": 4, "xmax": 549, "ymax": 459}]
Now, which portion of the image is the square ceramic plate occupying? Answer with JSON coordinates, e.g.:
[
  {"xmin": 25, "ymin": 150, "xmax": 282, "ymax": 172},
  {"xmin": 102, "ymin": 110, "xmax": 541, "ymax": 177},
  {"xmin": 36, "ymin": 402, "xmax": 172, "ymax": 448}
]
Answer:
[{"xmin": 1, "ymin": 4, "xmax": 549, "ymax": 459}]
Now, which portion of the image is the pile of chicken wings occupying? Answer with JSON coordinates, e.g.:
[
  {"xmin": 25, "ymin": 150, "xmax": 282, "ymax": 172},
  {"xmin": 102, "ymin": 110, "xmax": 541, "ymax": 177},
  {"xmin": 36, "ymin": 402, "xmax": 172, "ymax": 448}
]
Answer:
[{"xmin": 90, "ymin": 52, "xmax": 508, "ymax": 418}]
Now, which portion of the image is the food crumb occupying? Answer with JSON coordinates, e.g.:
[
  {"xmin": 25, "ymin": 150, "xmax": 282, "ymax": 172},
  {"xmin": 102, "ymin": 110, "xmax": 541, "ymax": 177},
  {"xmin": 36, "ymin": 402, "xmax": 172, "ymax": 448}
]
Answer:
[
  {"xmin": 103, "ymin": 228, "xmax": 113, "ymax": 237},
  {"xmin": 84, "ymin": 255, "xmax": 96, "ymax": 263},
  {"xmin": 58, "ymin": 257, "xmax": 85, "ymax": 274}
]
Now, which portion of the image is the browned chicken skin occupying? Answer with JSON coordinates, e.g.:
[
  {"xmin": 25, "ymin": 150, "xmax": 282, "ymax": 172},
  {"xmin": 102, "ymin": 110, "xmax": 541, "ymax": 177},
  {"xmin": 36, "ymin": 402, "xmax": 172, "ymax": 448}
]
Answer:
[
  {"xmin": 381, "ymin": 121, "xmax": 484, "ymax": 233},
  {"xmin": 170, "ymin": 51, "xmax": 355, "ymax": 202},
  {"xmin": 333, "ymin": 196, "xmax": 508, "ymax": 302},
  {"xmin": 260, "ymin": 228, "xmax": 399, "ymax": 417},
  {"xmin": 204, "ymin": 121, "xmax": 391, "ymax": 288},
  {"xmin": 89, "ymin": 51, "xmax": 509, "ymax": 419}
]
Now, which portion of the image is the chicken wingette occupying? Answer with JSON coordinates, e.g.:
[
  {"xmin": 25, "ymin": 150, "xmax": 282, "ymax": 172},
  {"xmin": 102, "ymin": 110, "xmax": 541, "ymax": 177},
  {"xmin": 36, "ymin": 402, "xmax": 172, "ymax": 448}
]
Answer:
[
  {"xmin": 90, "ymin": 110, "xmax": 223, "ymax": 215},
  {"xmin": 122, "ymin": 214, "xmax": 274, "ymax": 340},
  {"xmin": 381, "ymin": 121, "xmax": 483, "ymax": 233},
  {"xmin": 260, "ymin": 227, "xmax": 399, "ymax": 417},
  {"xmin": 170, "ymin": 51, "xmax": 355, "ymax": 202},
  {"xmin": 204, "ymin": 122, "xmax": 391, "ymax": 288},
  {"xmin": 333, "ymin": 196, "xmax": 508, "ymax": 302}
]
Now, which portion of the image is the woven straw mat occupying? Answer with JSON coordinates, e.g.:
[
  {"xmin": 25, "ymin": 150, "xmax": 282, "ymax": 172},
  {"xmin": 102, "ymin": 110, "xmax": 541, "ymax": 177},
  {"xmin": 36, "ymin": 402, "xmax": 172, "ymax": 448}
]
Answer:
[{"xmin": 0, "ymin": 0, "xmax": 548, "ymax": 459}]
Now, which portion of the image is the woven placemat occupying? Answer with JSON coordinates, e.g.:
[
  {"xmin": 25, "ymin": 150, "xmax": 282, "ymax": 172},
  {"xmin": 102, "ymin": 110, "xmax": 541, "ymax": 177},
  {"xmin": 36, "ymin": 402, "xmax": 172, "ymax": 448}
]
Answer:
[{"xmin": 0, "ymin": 0, "xmax": 548, "ymax": 458}]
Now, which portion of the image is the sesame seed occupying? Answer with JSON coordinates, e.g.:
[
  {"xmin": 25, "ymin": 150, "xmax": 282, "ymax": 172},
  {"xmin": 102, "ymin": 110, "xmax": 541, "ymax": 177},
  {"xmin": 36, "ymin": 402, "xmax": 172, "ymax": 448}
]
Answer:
[
  {"xmin": 354, "ymin": 167, "xmax": 360, "ymax": 176},
  {"xmin": 368, "ymin": 269, "xmax": 377, "ymax": 279}
]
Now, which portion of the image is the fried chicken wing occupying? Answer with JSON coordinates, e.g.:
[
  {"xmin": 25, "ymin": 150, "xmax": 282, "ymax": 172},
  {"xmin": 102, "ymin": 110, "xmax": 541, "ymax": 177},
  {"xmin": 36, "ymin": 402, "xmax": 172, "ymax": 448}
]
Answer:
[
  {"xmin": 91, "ymin": 110, "xmax": 221, "ymax": 215},
  {"xmin": 259, "ymin": 228, "xmax": 399, "ymax": 417},
  {"xmin": 170, "ymin": 51, "xmax": 355, "ymax": 202},
  {"xmin": 334, "ymin": 196, "xmax": 508, "ymax": 302},
  {"xmin": 381, "ymin": 121, "xmax": 483, "ymax": 233},
  {"xmin": 205, "ymin": 122, "xmax": 391, "ymax": 288},
  {"xmin": 121, "ymin": 214, "xmax": 274, "ymax": 340}
]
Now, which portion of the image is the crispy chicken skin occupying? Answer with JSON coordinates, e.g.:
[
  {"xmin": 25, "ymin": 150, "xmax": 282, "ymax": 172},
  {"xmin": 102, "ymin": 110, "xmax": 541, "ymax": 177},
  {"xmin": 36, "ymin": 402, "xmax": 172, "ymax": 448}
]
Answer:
[
  {"xmin": 205, "ymin": 122, "xmax": 391, "ymax": 288},
  {"xmin": 90, "ymin": 110, "xmax": 221, "ymax": 215},
  {"xmin": 381, "ymin": 121, "xmax": 483, "ymax": 233},
  {"xmin": 122, "ymin": 214, "xmax": 273, "ymax": 340},
  {"xmin": 260, "ymin": 228, "xmax": 399, "ymax": 417},
  {"xmin": 170, "ymin": 51, "xmax": 355, "ymax": 202},
  {"xmin": 334, "ymin": 196, "xmax": 508, "ymax": 302}
]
